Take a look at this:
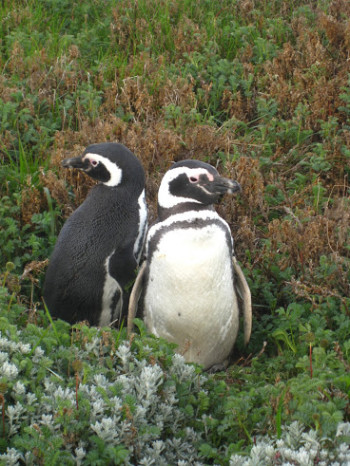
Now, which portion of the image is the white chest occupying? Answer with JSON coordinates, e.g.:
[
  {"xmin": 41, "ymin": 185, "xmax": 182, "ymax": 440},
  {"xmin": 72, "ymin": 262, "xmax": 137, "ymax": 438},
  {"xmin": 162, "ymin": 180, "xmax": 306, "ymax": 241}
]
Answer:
[{"xmin": 144, "ymin": 223, "xmax": 239, "ymax": 369}]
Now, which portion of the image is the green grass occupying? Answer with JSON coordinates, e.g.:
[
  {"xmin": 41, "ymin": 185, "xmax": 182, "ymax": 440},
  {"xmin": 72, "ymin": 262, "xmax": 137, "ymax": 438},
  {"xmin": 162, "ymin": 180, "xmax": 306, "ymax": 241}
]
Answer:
[{"xmin": 0, "ymin": 0, "xmax": 349, "ymax": 463}]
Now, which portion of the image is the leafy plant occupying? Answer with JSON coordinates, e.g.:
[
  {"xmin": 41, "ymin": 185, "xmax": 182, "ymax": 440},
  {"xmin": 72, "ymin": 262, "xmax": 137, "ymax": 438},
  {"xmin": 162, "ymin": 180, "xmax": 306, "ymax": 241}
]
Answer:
[{"xmin": 0, "ymin": 285, "xmax": 349, "ymax": 464}]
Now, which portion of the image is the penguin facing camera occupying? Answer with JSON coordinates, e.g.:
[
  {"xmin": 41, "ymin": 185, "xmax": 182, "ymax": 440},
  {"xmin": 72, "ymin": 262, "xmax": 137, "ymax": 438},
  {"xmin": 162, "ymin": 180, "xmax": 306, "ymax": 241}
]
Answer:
[
  {"xmin": 128, "ymin": 159, "xmax": 251, "ymax": 371},
  {"xmin": 43, "ymin": 142, "xmax": 148, "ymax": 327}
]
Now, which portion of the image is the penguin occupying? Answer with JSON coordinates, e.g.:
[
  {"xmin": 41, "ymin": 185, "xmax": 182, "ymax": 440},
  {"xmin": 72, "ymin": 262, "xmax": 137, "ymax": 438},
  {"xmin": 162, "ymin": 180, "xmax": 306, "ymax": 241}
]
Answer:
[
  {"xmin": 128, "ymin": 159, "xmax": 252, "ymax": 371},
  {"xmin": 43, "ymin": 142, "xmax": 147, "ymax": 327}
]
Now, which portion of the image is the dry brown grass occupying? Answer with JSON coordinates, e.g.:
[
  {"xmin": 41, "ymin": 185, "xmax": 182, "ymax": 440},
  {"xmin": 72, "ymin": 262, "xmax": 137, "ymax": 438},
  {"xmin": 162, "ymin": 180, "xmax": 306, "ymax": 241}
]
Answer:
[{"xmin": 1, "ymin": 0, "xmax": 349, "ymax": 307}]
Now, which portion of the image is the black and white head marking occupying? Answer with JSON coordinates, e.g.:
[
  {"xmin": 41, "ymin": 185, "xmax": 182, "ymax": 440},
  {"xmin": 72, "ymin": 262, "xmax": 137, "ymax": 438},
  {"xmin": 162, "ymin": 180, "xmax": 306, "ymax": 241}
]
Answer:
[
  {"xmin": 81, "ymin": 152, "xmax": 123, "ymax": 187},
  {"xmin": 62, "ymin": 142, "xmax": 143, "ymax": 188},
  {"xmin": 158, "ymin": 159, "xmax": 241, "ymax": 211}
]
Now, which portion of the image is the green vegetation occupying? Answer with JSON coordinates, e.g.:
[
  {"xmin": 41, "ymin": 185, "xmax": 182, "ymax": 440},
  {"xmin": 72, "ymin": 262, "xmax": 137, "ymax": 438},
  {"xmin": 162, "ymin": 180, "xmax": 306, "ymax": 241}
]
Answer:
[{"xmin": 0, "ymin": 0, "xmax": 349, "ymax": 463}]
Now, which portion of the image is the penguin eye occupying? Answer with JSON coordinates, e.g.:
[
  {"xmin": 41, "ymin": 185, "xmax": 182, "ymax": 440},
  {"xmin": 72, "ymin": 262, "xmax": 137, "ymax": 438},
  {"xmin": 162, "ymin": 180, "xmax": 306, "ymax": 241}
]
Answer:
[
  {"xmin": 189, "ymin": 176, "xmax": 199, "ymax": 183},
  {"xmin": 90, "ymin": 159, "xmax": 99, "ymax": 167}
]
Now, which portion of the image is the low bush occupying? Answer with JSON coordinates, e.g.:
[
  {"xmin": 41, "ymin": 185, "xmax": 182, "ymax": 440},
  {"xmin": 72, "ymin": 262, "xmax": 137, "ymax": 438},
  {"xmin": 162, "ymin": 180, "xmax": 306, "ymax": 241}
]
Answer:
[{"xmin": 0, "ymin": 280, "xmax": 349, "ymax": 464}]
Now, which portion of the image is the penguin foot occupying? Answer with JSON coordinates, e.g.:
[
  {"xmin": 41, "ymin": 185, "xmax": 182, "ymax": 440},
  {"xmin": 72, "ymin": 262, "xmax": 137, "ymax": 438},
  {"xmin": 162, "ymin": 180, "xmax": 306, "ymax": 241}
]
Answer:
[{"xmin": 206, "ymin": 359, "xmax": 229, "ymax": 373}]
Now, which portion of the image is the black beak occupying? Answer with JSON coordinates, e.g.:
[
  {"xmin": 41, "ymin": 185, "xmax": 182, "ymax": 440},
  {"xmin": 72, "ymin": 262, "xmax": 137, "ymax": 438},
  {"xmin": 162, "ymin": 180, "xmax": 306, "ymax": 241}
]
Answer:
[
  {"xmin": 206, "ymin": 175, "xmax": 241, "ymax": 195},
  {"xmin": 62, "ymin": 156, "xmax": 89, "ymax": 170}
]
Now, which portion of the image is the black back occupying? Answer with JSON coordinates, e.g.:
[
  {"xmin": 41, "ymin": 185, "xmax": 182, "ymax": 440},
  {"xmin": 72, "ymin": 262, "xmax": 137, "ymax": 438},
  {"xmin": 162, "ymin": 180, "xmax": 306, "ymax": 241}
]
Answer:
[{"xmin": 43, "ymin": 143, "xmax": 146, "ymax": 325}]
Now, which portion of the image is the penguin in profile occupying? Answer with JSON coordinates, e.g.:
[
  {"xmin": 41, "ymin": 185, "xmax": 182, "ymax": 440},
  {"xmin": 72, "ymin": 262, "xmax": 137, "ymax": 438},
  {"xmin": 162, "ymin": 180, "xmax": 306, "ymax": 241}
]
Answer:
[
  {"xmin": 43, "ymin": 142, "xmax": 147, "ymax": 327},
  {"xmin": 128, "ymin": 160, "xmax": 251, "ymax": 370}
]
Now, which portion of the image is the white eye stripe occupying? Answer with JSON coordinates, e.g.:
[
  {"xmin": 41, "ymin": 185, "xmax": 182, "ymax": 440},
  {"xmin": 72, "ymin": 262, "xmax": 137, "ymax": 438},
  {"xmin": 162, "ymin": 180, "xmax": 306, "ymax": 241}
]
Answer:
[
  {"xmin": 158, "ymin": 166, "xmax": 213, "ymax": 208},
  {"xmin": 83, "ymin": 153, "xmax": 122, "ymax": 186}
]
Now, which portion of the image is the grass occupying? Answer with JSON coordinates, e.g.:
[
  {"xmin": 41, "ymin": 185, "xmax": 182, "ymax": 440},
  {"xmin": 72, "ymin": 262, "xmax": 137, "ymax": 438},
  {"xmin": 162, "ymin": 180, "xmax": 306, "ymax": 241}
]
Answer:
[{"xmin": 0, "ymin": 0, "xmax": 349, "ymax": 463}]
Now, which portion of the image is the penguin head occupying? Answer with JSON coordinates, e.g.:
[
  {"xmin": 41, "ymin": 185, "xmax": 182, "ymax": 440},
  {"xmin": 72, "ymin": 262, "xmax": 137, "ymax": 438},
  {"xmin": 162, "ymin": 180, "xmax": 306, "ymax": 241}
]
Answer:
[
  {"xmin": 62, "ymin": 142, "xmax": 145, "ymax": 188},
  {"xmin": 158, "ymin": 159, "xmax": 241, "ymax": 211}
]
